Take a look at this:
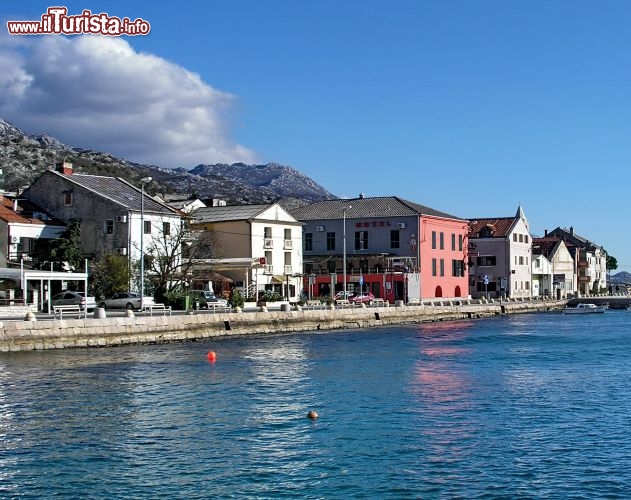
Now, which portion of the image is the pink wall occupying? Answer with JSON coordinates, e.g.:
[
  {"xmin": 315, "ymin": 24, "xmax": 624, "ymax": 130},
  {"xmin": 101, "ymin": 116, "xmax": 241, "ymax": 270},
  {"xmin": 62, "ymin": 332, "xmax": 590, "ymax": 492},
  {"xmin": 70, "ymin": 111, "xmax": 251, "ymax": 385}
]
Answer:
[{"xmin": 419, "ymin": 216, "xmax": 469, "ymax": 299}]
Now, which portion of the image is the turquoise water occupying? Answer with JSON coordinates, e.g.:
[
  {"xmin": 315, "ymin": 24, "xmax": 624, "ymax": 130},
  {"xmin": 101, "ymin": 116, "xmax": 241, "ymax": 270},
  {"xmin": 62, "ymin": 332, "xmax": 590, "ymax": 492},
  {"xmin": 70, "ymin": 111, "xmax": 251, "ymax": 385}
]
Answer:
[{"xmin": 1, "ymin": 311, "xmax": 631, "ymax": 498}]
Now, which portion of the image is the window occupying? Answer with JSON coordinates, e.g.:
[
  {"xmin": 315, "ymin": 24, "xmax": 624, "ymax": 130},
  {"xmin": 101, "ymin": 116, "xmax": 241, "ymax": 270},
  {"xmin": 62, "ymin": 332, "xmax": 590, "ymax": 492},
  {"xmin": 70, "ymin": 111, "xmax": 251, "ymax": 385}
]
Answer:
[
  {"xmin": 326, "ymin": 232, "xmax": 336, "ymax": 251},
  {"xmin": 513, "ymin": 234, "xmax": 518, "ymax": 242},
  {"xmin": 519, "ymin": 256, "xmax": 524, "ymax": 265},
  {"xmin": 163, "ymin": 222, "xmax": 171, "ymax": 235},
  {"xmin": 105, "ymin": 219, "xmax": 114, "ymax": 234},
  {"xmin": 264, "ymin": 227, "xmax": 272, "ymax": 238},
  {"xmin": 525, "ymin": 281, "xmax": 530, "ymax": 290},
  {"xmin": 63, "ymin": 192, "xmax": 73, "ymax": 206},
  {"xmin": 284, "ymin": 252, "xmax": 291, "ymax": 266},
  {"xmin": 440, "ymin": 259, "xmax": 444, "ymax": 276},
  {"xmin": 143, "ymin": 220, "xmax": 151, "ymax": 234},
  {"xmin": 535, "ymin": 259, "xmax": 540, "ymax": 268},
  {"xmin": 440, "ymin": 232, "xmax": 444, "ymax": 250},
  {"xmin": 519, "ymin": 234, "xmax": 523, "ymax": 243},
  {"xmin": 452, "ymin": 259, "xmax": 464, "ymax": 277},
  {"xmin": 305, "ymin": 233, "xmax": 313, "ymax": 251},
  {"xmin": 458, "ymin": 234, "xmax": 463, "ymax": 252},
  {"xmin": 476, "ymin": 256, "xmax": 496, "ymax": 266},
  {"xmin": 432, "ymin": 258, "xmax": 437, "ymax": 276},
  {"xmin": 390, "ymin": 230, "xmax": 400, "ymax": 249},
  {"xmin": 432, "ymin": 231, "xmax": 436, "ymax": 249},
  {"xmin": 451, "ymin": 233, "xmax": 456, "ymax": 251},
  {"xmin": 284, "ymin": 228, "xmax": 291, "ymax": 240},
  {"xmin": 265, "ymin": 251, "xmax": 272, "ymax": 268},
  {"xmin": 355, "ymin": 231, "xmax": 368, "ymax": 250},
  {"xmin": 525, "ymin": 235, "xmax": 529, "ymax": 243}
]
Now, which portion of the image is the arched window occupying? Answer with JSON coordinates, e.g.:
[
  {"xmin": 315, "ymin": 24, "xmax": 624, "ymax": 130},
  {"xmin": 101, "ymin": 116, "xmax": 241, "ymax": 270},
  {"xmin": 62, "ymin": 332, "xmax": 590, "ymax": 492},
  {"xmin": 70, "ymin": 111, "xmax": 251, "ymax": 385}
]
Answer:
[
  {"xmin": 435, "ymin": 286, "xmax": 443, "ymax": 297},
  {"xmin": 454, "ymin": 286, "xmax": 461, "ymax": 297}
]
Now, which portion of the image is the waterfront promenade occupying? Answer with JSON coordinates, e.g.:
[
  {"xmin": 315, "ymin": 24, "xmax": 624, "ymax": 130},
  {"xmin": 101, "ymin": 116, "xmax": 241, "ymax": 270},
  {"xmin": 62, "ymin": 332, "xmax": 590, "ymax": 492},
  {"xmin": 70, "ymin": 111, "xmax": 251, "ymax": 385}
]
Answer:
[{"xmin": 0, "ymin": 298, "xmax": 566, "ymax": 352}]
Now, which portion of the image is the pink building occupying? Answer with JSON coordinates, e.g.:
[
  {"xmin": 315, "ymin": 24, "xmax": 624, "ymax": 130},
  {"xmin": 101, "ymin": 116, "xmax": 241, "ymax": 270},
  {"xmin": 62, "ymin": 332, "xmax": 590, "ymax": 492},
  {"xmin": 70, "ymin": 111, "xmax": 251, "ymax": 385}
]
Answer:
[{"xmin": 418, "ymin": 214, "xmax": 469, "ymax": 298}]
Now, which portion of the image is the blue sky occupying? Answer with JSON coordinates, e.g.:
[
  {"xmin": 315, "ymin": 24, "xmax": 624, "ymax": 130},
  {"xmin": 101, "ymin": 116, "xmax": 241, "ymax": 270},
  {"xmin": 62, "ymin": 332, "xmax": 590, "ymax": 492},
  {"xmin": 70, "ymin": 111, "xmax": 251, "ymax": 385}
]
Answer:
[{"xmin": 2, "ymin": 1, "xmax": 630, "ymax": 269}]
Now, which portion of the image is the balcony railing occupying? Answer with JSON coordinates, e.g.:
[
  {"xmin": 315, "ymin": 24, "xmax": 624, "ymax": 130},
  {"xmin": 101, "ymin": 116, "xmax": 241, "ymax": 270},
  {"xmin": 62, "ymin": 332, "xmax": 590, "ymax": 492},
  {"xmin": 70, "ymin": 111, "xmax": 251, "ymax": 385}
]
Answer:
[
  {"xmin": 263, "ymin": 238, "xmax": 273, "ymax": 249},
  {"xmin": 284, "ymin": 239, "xmax": 293, "ymax": 250}
]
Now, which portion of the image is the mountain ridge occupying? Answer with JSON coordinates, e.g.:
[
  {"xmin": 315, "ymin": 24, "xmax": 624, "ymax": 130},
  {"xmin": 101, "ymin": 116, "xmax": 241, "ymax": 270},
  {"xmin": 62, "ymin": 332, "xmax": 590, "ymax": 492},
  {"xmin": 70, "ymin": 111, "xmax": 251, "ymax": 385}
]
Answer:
[{"xmin": 0, "ymin": 118, "xmax": 335, "ymax": 206}]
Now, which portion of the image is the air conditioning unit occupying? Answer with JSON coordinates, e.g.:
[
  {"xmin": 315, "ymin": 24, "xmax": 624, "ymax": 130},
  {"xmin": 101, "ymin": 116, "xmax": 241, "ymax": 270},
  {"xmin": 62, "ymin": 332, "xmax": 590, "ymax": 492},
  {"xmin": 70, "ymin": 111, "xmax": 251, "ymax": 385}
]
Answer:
[
  {"xmin": 397, "ymin": 222, "xmax": 407, "ymax": 229},
  {"xmin": 115, "ymin": 247, "xmax": 128, "ymax": 255},
  {"xmin": 115, "ymin": 215, "xmax": 128, "ymax": 223},
  {"xmin": 264, "ymin": 238, "xmax": 274, "ymax": 249},
  {"xmin": 10, "ymin": 236, "xmax": 20, "ymax": 244},
  {"xmin": 316, "ymin": 225, "xmax": 325, "ymax": 232}
]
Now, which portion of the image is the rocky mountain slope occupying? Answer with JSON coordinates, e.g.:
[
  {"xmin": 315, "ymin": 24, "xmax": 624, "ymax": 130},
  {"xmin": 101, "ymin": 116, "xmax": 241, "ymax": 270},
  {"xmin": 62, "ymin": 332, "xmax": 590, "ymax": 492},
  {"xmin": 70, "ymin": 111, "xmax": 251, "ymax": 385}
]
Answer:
[{"xmin": 0, "ymin": 118, "xmax": 335, "ymax": 205}]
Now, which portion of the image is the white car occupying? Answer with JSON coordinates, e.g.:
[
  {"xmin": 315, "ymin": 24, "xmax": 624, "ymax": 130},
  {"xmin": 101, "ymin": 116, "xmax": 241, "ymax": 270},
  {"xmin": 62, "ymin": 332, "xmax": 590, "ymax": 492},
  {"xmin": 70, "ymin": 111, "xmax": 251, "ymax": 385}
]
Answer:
[
  {"xmin": 99, "ymin": 292, "xmax": 154, "ymax": 310},
  {"xmin": 44, "ymin": 291, "xmax": 97, "ymax": 311}
]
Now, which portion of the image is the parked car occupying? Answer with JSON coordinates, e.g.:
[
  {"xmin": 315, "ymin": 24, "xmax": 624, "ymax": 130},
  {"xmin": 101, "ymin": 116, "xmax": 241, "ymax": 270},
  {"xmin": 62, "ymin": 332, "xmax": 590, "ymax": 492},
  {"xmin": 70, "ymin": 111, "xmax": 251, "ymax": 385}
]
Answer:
[
  {"xmin": 43, "ymin": 291, "xmax": 97, "ymax": 311},
  {"xmin": 351, "ymin": 292, "xmax": 375, "ymax": 305},
  {"xmin": 99, "ymin": 292, "xmax": 154, "ymax": 310},
  {"xmin": 334, "ymin": 290, "xmax": 354, "ymax": 301},
  {"xmin": 190, "ymin": 290, "xmax": 229, "ymax": 309}
]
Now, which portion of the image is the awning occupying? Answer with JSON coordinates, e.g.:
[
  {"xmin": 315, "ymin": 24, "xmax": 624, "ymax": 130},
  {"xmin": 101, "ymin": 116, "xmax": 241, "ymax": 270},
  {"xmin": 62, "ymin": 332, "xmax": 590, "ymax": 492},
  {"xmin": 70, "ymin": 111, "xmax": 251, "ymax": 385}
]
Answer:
[{"xmin": 271, "ymin": 275, "xmax": 287, "ymax": 283}]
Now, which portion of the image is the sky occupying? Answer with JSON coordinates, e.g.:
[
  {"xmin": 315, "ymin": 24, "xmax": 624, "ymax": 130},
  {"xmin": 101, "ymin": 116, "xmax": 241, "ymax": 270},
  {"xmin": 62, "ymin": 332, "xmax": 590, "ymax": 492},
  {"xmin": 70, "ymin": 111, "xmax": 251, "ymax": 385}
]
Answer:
[{"xmin": 1, "ymin": 1, "xmax": 630, "ymax": 270}]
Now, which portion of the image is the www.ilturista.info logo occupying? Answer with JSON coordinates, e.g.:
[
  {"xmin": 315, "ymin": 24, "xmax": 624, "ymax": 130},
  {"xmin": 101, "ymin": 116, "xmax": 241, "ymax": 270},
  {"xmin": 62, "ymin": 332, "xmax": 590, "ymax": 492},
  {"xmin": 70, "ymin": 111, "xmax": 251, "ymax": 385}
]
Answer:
[{"xmin": 7, "ymin": 7, "xmax": 150, "ymax": 36}]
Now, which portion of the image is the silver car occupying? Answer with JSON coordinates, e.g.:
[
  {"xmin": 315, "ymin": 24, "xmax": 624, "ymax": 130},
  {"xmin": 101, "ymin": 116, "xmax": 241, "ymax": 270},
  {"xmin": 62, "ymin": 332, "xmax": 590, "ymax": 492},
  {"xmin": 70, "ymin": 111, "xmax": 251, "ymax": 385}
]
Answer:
[
  {"xmin": 44, "ymin": 291, "xmax": 97, "ymax": 311},
  {"xmin": 99, "ymin": 292, "xmax": 154, "ymax": 310}
]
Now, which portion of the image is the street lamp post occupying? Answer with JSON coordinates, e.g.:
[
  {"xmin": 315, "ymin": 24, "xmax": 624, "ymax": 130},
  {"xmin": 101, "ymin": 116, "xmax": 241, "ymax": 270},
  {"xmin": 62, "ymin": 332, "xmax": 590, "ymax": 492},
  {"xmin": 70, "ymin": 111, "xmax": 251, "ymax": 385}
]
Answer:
[
  {"xmin": 140, "ymin": 176, "xmax": 152, "ymax": 309},
  {"xmin": 342, "ymin": 205, "xmax": 351, "ymax": 298}
]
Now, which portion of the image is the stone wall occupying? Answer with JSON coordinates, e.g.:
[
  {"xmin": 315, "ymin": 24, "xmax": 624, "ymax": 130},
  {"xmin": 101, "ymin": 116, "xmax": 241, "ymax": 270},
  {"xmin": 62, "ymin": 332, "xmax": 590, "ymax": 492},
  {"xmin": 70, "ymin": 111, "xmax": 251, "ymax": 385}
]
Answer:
[{"xmin": 0, "ymin": 301, "xmax": 566, "ymax": 352}]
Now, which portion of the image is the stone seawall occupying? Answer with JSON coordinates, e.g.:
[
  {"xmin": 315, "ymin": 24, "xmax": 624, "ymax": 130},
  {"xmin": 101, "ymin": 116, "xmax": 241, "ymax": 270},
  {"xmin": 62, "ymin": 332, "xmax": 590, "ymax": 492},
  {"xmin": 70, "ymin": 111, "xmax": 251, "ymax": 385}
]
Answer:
[{"xmin": 0, "ymin": 300, "xmax": 566, "ymax": 352}]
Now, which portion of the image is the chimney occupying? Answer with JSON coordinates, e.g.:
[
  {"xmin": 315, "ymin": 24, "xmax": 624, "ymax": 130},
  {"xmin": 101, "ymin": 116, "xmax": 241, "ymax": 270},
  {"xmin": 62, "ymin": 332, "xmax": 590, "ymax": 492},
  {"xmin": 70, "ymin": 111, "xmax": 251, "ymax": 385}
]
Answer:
[
  {"xmin": 569, "ymin": 226, "xmax": 574, "ymax": 237},
  {"xmin": 358, "ymin": 193, "xmax": 365, "ymax": 199},
  {"xmin": 544, "ymin": 229, "xmax": 548, "ymax": 237},
  {"xmin": 55, "ymin": 161, "xmax": 73, "ymax": 175}
]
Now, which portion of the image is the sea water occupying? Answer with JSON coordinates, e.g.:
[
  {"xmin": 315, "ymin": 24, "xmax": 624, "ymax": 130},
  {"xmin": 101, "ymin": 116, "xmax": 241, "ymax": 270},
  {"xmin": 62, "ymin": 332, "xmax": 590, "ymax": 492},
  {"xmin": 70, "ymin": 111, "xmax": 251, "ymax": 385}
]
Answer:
[{"xmin": 1, "ymin": 311, "xmax": 631, "ymax": 498}]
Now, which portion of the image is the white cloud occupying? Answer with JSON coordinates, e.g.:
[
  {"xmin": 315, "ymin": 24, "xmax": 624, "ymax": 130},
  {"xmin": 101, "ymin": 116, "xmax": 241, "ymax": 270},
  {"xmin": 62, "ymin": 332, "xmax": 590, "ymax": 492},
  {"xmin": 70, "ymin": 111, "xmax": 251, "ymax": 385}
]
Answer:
[{"xmin": 0, "ymin": 34, "xmax": 257, "ymax": 167}]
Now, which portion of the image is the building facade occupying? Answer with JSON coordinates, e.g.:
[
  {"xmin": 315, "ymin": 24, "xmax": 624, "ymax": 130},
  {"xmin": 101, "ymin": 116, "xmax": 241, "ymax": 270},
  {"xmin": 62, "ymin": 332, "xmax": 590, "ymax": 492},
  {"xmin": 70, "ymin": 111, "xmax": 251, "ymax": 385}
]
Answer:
[
  {"xmin": 531, "ymin": 236, "xmax": 575, "ymax": 298},
  {"xmin": 546, "ymin": 226, "xmax": 607, "ymax": 295},
  {"xmin": 467, "ymin": 206, "xmax": 532, "ymax": 299},
  {"xmin": 22, "ymin": 162, "xmax": 183, "ymax": 293},
  {"xmin": 291, "ymin": 196, "xmax": 468, "ymax": 302},
  {"xmin": 190, "ymin": 203, "xmax": 303, "ymax": 301}
]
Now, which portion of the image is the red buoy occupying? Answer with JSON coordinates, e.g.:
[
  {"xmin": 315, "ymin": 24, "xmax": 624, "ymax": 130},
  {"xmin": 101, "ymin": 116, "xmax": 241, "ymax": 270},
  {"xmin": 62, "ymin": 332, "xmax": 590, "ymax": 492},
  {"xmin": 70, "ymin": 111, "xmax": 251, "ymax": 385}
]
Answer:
[{"xmin": 207, "ymin": 351, "xmax": 217, "ymax": 362}]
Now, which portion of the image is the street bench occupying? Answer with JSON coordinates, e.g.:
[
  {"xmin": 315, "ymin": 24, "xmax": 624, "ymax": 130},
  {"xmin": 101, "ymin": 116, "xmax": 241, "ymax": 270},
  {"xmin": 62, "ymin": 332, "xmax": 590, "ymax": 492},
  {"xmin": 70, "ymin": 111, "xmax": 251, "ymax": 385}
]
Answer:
[
  {"xmin": 335, "ymin": 299, "xmax": 352, "ymax": 308},
  {"xmin": 206, "ymin": 303, "xmax": 232, "ymax": 313},
  {"xmin": 53, "ymin": 304, "xmax": 87, "ymax": 319},
  {"xmin": 305, "ymin": 300, "xmax": 326, "ymax": 309},
  {"xmin": 142, "ymin": 303, "xmax": 172, "ymax": 316}
]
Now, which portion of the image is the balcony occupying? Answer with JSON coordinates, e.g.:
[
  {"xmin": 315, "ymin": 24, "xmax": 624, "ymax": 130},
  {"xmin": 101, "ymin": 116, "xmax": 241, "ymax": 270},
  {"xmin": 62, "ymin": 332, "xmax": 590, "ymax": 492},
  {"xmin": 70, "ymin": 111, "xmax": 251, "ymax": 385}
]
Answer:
[
  {"xmin": 284, "ymin": 239, "xmax": 293, "ymax": 250},
  {"xmin": 578, "ymin": 260, "xmax": 589, "ymax": 267},
  {"xmin": 263, "ymin": 238, "xmax": 273, "ymax": 249},
  {"xmin": 578, "ymin": 275, "xmax": 591, "ymax": 283},
  {"xmin": 263, "ymin": 264, "xmax": 273, "ymax": 274},
  {"xmin": 284, "ymin": 265, "xmax": 293, "ymax": 274}
]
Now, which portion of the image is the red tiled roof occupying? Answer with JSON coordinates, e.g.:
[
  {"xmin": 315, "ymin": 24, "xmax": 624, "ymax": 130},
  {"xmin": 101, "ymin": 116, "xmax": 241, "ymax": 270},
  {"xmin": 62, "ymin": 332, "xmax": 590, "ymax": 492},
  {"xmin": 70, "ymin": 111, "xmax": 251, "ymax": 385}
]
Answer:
[
  {"xmin": 0, "ymin": 196, "xmax": 45, "ymax": 225},
  {"xmin": 468, "ymin": 217, "xmax": 516, "ymax": 238}
]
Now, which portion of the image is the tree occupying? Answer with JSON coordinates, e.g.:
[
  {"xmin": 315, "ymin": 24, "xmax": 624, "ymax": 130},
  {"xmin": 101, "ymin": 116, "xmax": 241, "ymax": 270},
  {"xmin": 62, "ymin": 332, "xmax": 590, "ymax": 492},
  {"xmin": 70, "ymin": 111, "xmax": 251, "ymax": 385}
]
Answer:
[
  {"xmin": 140, "ymin": 219, "xmax": 220, "ymax": 302},
  {"xmin": 89, "ymin": 254, "xmax": 132, "ymax": 300},
  {"xmin": 607, "ymin": 254, "xmax": 618, "ymax": 277},
  {"xmin": 31, "ymin": 221, "xmax": 84, "ymax": 271}
]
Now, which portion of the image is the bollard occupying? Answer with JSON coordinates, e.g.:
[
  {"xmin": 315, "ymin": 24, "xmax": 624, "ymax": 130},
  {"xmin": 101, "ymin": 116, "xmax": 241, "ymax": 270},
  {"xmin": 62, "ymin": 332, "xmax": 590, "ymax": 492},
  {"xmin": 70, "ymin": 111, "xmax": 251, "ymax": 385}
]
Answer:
[
  {"xmin": 24, "ymin": 311, "xmax": 36, "ymax": 322},
  {"xmin": 126, "ymin": 308, "xmax": 135, "ymax": 318},
  {"xmin": 94, "ymin": 307, "xmax": 106, "ymax": 319}
]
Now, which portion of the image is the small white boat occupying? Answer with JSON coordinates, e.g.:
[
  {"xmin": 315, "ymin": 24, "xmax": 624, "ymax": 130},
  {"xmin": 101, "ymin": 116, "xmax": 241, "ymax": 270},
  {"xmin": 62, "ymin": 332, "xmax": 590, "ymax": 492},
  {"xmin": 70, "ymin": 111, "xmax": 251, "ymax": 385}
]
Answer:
[{"xmin": 563, "ymin": 303, "xmax": 607, "ymax": 314}]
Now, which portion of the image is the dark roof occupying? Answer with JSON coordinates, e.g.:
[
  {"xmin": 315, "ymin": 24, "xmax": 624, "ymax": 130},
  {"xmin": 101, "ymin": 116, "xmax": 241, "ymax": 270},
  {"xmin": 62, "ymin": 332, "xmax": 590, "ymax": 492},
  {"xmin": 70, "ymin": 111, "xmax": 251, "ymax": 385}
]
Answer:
[
  {"xmin": 192, "ymin": 204, "xmax": 274, "ymax": 223},
  {"xmin": 532, "ymin": 237, "xmax": 563, "ymax": 258},
  {"xmin": 51, "ymin": 171, "xmax": 176, "ymax": 215},
  {"xmin": 547, "ymin": 227, "xmax": 602, "ymax": 250},
  {"xmin": 468, "ymin": 217, "xmax": 517, "ymax": 238},
  {"xmin": 290, "ymin": 196, "xmax": 464, "ymax": 221}
]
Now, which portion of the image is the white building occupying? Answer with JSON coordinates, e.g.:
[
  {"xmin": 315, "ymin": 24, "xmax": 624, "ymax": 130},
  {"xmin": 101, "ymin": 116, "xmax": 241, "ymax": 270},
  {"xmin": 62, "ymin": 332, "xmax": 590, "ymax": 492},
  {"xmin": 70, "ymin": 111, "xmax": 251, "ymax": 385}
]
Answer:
[
  {"xmin": 468, "ymin": 206, "xmax": 532, "ymax": 299},
  {"xmin": 190, "ymin": 203, "xmax": 303, "ymax": 301}
]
